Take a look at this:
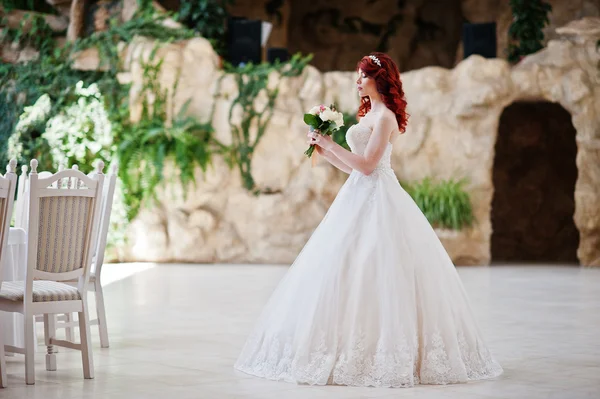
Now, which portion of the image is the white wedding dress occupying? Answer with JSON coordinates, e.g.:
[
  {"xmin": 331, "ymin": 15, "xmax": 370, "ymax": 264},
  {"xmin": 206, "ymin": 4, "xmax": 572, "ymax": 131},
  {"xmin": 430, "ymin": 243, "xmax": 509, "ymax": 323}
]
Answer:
[{"xmin": 234, "ymin": 123, "xmax": 503, "ymax": 388}]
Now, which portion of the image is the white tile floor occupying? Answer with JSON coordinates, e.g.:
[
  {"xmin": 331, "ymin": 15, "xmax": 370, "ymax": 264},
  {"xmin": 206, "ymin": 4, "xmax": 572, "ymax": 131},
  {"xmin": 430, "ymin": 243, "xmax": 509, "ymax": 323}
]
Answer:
[{"xmin": 2, "ymin": 264, "xmax": 600, "ymax": 398}]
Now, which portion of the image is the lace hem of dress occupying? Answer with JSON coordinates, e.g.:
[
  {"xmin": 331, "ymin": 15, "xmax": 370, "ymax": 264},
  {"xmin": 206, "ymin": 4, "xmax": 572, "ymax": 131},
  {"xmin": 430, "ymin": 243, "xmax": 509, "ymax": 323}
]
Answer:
[{"xmin": 234, "ymin": 329, "xmax": 503, "ymax": 388}]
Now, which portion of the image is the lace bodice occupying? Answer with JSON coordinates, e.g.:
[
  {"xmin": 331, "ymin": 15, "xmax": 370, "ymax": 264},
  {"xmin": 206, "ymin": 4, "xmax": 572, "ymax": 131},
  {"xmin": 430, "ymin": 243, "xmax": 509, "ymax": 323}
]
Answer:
[{"xmin": 346, "ymin": 124, "xmax": 393, "ymax": 171}]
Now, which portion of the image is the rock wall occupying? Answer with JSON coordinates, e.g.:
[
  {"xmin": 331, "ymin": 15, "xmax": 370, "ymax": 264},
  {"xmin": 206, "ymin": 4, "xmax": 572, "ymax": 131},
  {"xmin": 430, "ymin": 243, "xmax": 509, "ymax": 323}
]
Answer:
[{"xmin": 120, "ymin": 18, "xmax": 600, "ymax": 266}]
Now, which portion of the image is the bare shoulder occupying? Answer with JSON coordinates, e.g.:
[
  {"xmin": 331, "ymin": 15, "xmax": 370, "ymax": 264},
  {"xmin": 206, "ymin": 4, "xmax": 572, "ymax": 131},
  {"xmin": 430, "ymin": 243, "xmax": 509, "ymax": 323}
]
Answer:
[{"xmin": 373, "ymin": 108, "xmax": 397, "ymax": 131}]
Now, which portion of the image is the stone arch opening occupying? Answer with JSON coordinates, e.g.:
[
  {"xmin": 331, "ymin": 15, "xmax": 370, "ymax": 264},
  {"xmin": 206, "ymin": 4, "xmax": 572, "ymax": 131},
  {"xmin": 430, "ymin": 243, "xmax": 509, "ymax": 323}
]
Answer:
[{"xmin": 491, "ymin": 101, "xmax": 579, "ymax": 264}]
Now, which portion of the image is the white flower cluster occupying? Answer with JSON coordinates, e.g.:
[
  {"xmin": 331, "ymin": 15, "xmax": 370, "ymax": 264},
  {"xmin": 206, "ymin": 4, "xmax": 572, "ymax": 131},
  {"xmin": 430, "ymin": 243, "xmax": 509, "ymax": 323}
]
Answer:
[
  {"xmin": 308, "ymin": 104, "xmax": 345, "ymax": 128},
  {"xmin": 43, "ymin": 82, "xmax": 112, "ymax": 167},
  {"xmin": 8, "ymin": 94, "xmax": 52, "ymax": 160}
]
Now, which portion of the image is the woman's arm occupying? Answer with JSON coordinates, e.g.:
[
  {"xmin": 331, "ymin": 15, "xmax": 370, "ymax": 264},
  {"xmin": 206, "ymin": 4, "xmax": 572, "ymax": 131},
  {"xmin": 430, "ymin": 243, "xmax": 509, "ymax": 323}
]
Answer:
[
  {"xmin": 315, "ymin": 115, "xmax": 395, "ymax": 176},
  {"xmin": 318, "ymin": 148, "xmax": 353, "ymax": 174}
]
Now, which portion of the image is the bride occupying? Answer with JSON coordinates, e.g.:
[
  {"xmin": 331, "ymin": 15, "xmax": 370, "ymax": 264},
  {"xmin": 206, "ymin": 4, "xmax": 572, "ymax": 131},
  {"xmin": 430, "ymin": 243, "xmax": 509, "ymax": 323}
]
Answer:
[{"xmin": 234, "ymin": 52, "xmax": 502, "ymax": 388}]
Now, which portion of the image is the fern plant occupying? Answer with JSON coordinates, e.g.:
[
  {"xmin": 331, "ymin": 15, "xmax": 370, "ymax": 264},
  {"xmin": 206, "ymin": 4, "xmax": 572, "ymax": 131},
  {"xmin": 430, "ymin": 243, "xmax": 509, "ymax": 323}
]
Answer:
[
  {"xmin": 403, "ymin": 178, "xmax": 474, "ymax": 230},
  {"xmin": 115, "ymin": 56, "xmax": 227, "ymax": 220}
]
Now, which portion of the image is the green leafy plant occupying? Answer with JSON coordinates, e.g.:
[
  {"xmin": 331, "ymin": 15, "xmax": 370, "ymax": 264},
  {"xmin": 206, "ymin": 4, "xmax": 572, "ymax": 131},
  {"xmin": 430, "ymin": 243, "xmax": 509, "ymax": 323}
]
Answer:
[
  {"xmin": 223, "ymin": 53, "xmax": 313, "ymax": 193},
  {"xmin": 75, "ymin": 6, "xmax": 195, "ymax": 74},
  {"xmin": 0, "ymin": 10, "xmax": 72, "ymax": 160},
  {"xmin": 403, "ymin": 178, "xmax": 474, "ymax": 230},
  {"xmin": 6, "ymin": 94, "xmax": 54, "ymax": 172},
  {"xmin": 42, "ymin": 82, "xmax": 113, "ymax": 172},
  {"xmin": 507, "ymin": 0, "xmax": 552, "ymax": 63},
  {"xmin": 115, "ymin": 54, "xmax": 227, "ymax": 220},
  {"xmin": 5, "ymin": 81, "xmax": 129, "ymax": 250},
  {"xmin": 0, "ymin": 12, "xmax": 58, "ymax": 53},
  {"xmin": 0, "ymin": 0, "xmax": 196, "ymax": 167},
  {"xmin": 177, "ymin": 0, "xmax": 233, "ymax": 55},
  {"xmin": 1, "ymin": 0, "xmax": 313, "ymax": 222}
]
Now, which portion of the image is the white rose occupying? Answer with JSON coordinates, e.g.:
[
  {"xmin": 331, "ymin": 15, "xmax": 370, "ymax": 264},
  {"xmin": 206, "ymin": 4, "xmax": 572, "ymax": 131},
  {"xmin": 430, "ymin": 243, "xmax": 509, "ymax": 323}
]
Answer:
[
  {"xmin": 333, "ymin": 112, "xmax": 344, "ymax": 128},
  {"xmin": 308, "ymin": 105, "xmax": 321, "ymax": 115},
  {"xmin": 319, "ymin": 108, "xmax": 336, "ymax": 122}
]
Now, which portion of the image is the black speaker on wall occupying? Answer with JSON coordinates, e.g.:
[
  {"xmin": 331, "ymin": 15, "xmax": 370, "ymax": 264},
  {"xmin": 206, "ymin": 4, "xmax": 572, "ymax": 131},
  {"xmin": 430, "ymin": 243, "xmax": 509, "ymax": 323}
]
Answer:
[
  {"xmin": 227, "ymin": 17, "xmax": 262, "ymax": 66},
  {"xmin": 267, "ymin": 48, "xmax": 289, "ymax": 63},
  {"xmin": 463, "ymin": 22, "xmax": 497, "ymax": 59}
]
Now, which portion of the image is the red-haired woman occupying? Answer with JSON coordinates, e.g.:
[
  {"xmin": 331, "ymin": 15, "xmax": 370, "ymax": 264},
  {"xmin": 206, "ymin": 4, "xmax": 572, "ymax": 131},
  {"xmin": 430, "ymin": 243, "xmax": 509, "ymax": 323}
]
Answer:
[{"xmin": 235, "ymin": 53, "xmax": 503, "ymax": 388}]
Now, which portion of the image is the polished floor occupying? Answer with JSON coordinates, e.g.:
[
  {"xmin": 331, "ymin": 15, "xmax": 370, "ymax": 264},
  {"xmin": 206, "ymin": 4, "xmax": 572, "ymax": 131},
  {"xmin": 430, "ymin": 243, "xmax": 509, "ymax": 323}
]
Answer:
[{"xmin": 2, "ymin": 264, "xmax": 600, "ymax": 399}]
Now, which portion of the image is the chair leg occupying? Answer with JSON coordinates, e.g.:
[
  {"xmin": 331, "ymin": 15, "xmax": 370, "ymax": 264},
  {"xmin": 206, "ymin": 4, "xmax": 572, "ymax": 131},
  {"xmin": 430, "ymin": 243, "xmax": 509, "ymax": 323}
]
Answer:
[
  {"xmin": 43, "ymin": 314, "xmax": 57, "ymax": 371},
  {"xmin": 0, "ymin": 328, "xmax": 7, "ymax": 388},
  {"xmin": 95, "ymin": 281, "xmax": 109, "ymax": 348},
  {"xmin": 64, "ymin": 313, "xmax": 74, "ymax": 342},
  {"xmin": 34, "ymin": 315, "xmax": 44, "ymax": 348},
  {"xmin": 24, "ymin": 314, "xmax": 35, "ymax": 385},
  {"xmin": 78, "ymin": 302, "xmax": 94, "ymax": 379}
]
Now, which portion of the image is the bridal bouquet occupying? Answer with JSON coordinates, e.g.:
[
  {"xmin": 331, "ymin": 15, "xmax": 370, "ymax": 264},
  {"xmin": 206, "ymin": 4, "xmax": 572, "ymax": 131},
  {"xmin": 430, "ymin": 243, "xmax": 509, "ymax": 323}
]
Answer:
[{"xmin": 303, "ymin": 104, "xmax": 344, "ymax": 158}]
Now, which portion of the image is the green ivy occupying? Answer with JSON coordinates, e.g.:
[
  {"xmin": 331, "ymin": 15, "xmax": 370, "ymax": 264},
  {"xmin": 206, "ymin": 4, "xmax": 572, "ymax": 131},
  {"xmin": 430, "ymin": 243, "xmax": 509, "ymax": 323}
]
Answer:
[
  {"xmin": 1, "ymin": 1, "xmax": 312, "ymax": 221},
  {"xmin": 507, "ymin": 0, "xmax": 552, "ymax": 63},
  {"xmin": 0, "ymin": 1, "xmax": 195, "ymax": 166},
  {"xmin": 2, "ymin": 18, "xmax": 97, "ymax": 156},
  {"xmin": 223, "ymin": 53, "xmax": 313, "ymax": 193},
  {"xmin": 0, "ymin": 12, "xmax": 59, "ymax": 53},
  {"xmin": 116, "ymin": 51, "xmax": 312, "ymax": 216},
  {"xmin": 0, "ymin": 1, "xmax": 197, "ymax": 220},
  {"xmin": 403, "ymin": 178, "xmax": 474, "ymax": 230}
]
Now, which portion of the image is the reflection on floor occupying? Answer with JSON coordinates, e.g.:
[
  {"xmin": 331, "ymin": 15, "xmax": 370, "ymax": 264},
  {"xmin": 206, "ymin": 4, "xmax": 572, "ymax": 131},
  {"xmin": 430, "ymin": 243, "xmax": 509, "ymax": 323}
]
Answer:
[{"xmin": 2, "ymin": 264, "xmax": 600, "ymax": 399}]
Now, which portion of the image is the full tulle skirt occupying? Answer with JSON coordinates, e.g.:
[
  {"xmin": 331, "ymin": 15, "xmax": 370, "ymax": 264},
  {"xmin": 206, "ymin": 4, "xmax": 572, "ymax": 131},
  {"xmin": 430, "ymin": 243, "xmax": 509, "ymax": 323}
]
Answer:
[{"xmin": 234, "ymin": 168, "xmax": 502, "ymax": 388}]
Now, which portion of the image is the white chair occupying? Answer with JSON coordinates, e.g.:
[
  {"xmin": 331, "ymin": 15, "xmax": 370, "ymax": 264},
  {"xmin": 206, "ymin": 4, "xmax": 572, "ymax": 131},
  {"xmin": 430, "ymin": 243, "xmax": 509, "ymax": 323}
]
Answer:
[
  {"xmin": 21, "ymin": 163, "xmax": 116, "ymax": 349},
  {"xmin": 16, "ymin": 164, "xmax": 77, "ymax": 343},
  {"xmin": 23, "ymin": 165, "xmax": 99, "ymax": 345},
  {"xmin": 14, "ymin": 164, "xmax": 60, "ymax": 230},
  {"xmin": 0, "ymin": 159, "xmax": 18, "ymax": 388},
  {"xmin": 0, "ymin": 159, "xmax": 105, "ymax": 385},
  {"xmin": 13, "ymin": 165, "xmax": 28, "ymax": 230},
  {"xmin": 54, "ymin": 164, "xmax": 118, "ymax": 348}
]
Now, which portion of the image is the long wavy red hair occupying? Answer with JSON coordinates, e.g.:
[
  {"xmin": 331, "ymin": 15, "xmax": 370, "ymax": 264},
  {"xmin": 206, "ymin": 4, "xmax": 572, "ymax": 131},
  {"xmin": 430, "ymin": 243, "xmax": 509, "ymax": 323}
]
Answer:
[{"xmin": 356, "ymin": 52, "xmax": 408, "ymax": 133}]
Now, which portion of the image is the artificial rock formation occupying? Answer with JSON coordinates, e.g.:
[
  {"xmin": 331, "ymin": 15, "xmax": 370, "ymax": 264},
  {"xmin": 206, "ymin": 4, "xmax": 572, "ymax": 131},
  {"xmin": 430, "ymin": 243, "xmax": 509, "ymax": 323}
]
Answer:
[
  {"xmin": 120, "ymin": 18, "xmax": 600, "ymax": 266},
  {"xmin": 229, "ymin": 0, "xmax": 600, "ymax": 72}
]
